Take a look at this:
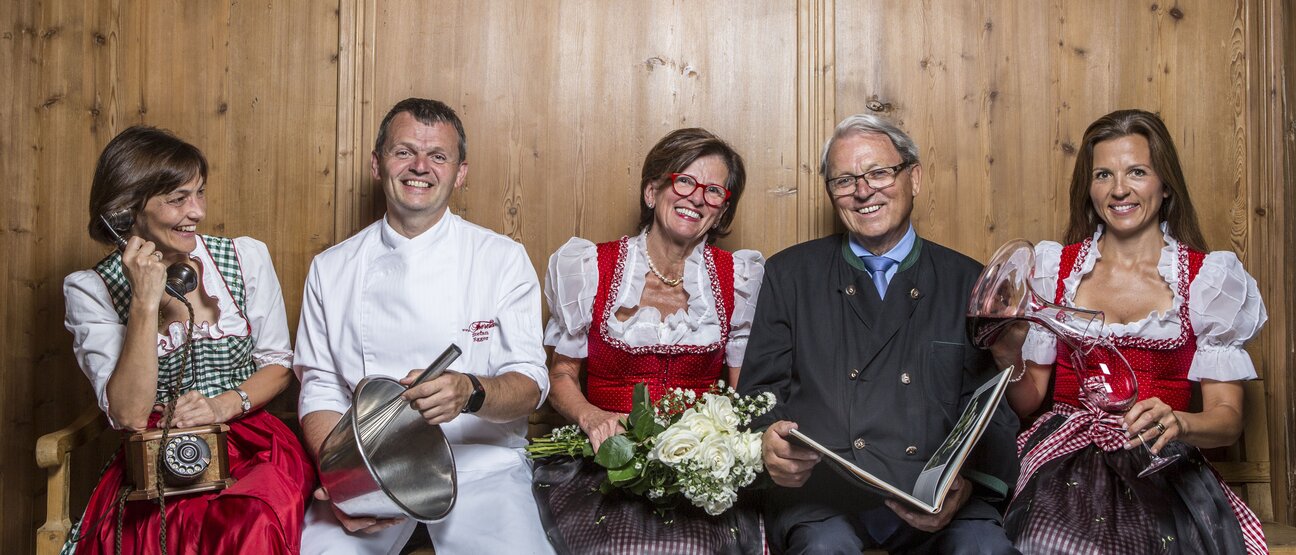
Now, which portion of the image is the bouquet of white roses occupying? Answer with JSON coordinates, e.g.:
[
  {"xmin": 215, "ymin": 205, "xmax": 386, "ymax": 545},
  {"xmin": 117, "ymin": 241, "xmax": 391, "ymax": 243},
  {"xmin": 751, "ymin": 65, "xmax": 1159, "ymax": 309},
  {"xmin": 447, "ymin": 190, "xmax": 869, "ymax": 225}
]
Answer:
[{"xmin": 526, "ymin": 382, "xmax": 775, "ymax": 516}]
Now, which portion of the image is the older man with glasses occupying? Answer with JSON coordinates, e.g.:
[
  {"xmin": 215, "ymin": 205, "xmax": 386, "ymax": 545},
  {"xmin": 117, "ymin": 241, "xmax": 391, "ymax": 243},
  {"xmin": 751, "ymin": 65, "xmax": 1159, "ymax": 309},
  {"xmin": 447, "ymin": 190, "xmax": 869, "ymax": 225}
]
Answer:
[{"xmin": 738, "ymin": 114, "xmax": 1021, "ymax": 554}]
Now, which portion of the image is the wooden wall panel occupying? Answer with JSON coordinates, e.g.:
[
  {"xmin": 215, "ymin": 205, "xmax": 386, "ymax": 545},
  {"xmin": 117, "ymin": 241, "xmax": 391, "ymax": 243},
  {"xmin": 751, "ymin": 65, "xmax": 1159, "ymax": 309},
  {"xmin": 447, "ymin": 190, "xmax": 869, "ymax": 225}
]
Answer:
[
  {"xmin": 3, "ymin": 2, "xmax": 338, "ymax": 552},
  {"xmin": 360, "ymin": 0, "xmax": 801, "ymax": 272}
]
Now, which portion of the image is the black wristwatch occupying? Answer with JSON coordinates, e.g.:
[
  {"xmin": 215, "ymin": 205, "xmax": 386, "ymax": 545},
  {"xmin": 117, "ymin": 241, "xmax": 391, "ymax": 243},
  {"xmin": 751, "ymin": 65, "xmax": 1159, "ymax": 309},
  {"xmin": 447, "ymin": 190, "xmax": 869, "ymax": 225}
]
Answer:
[{"xmin": 460, "ymin": 372, "xmax": 486, "ymax": 414}]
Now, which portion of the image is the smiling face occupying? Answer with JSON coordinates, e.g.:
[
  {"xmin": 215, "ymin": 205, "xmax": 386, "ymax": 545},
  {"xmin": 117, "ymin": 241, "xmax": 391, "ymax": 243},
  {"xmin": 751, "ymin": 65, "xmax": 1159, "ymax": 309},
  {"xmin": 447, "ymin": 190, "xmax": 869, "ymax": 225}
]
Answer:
[
  {"xmin": 827, "ymin": 132, "xmax": 920, "ymax": 254},
  {"xmin": 371, "ymin": 112, "xmax": 467, "ymax": 236},
  {"xmin": 1088, "ymin": 134, "xmax": 1166, "ymax": 240},
  {"xmin": 134, "ymin": 176, "xmax": 206, "ymax": 257},
  {"xmin": 643, "ymin": 154, "xmax": 730, "ymax": 246}
]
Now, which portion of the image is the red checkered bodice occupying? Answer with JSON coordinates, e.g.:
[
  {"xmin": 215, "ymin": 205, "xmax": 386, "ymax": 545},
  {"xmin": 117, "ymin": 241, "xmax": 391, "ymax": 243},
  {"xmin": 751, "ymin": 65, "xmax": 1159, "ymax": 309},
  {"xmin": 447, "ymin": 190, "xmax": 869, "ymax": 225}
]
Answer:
[
  {"xmin": 584, "ymin": 237, "xmax": 735, "ymax": 413},
  {"xmin": 1052, "ymin": 238, "xmax": 1205, "ymax": 411}
]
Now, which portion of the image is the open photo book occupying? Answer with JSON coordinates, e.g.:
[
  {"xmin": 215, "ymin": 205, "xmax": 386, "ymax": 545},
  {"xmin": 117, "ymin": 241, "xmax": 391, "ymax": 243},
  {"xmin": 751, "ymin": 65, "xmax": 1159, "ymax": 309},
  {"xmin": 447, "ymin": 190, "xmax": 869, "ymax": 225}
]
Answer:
[{"xmin": 787, "ymin": 366, "xmax": 1014, "ymax": 515}]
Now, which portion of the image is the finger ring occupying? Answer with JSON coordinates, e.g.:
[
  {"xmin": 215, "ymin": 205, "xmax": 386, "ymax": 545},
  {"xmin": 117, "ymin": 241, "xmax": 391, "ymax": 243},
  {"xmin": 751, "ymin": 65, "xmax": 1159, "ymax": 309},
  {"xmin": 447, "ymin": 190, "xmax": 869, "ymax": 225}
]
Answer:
[
  {"xmin": 1154, "ymin": 422, "xmax": 1167, "ymax": 435},
  {"xmin": 153, "ymin": 252, "xmax": 164, "ymax": 261}
]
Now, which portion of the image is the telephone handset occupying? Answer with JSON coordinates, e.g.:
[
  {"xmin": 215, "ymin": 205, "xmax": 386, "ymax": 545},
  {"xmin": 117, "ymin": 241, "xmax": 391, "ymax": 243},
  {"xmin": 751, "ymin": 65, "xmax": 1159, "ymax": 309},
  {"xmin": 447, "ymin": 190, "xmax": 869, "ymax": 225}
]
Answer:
[{"xmin": 98, "ymin": 209, "xmax": 198, "ymax": 300}]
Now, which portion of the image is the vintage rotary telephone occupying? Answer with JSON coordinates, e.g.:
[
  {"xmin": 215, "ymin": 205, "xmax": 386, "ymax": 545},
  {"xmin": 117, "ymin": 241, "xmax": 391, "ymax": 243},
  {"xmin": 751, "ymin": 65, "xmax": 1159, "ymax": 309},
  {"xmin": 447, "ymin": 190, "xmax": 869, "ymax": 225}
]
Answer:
[{"xmin": 97, "ymin": 210, "xmax": 234, "ymax": 501}]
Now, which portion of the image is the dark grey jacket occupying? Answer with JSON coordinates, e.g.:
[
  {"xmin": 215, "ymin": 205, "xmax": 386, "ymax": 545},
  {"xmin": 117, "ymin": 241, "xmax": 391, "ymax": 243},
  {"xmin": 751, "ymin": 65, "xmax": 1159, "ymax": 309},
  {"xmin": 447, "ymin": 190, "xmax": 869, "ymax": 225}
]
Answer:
[{"xmin": 739, "ymin": 234, "xmax": 1019, "ymax": 544}]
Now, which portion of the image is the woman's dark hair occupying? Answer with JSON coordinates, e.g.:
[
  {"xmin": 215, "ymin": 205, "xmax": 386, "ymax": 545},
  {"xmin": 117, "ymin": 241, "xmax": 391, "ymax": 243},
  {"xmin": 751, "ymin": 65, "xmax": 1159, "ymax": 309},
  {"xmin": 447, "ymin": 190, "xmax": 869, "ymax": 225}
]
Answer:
[
  {"xmin": 1064, "ymin": 109, "xmax": 1207, "ymax": 251},
  {"xmin": 87, "ymin": 126, "xmax": 208, "ymax": 245},
  {"xmin": 636, "ymin": 128, "xmax": 746, "ymax": 243}
]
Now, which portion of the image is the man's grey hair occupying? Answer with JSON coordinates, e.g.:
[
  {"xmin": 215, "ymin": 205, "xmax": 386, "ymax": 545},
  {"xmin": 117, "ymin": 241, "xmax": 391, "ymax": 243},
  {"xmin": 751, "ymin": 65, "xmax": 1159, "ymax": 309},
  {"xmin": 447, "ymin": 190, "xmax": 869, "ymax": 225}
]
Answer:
[{"xmin": 818, "ymin": 114, "xmax": 921, "ymax": 180}]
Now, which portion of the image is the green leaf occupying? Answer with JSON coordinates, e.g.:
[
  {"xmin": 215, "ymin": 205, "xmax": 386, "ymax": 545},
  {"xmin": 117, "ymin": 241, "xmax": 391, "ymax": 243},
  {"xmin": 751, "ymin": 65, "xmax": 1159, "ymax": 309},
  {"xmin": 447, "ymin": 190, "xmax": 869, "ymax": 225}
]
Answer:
[
  {"xmin": 633, "ymin": 383, "xmax": 651, "ymax": 411},
  {"xmin": 631, "ymin": 409, "xmax": 659, "ymax": 441},
  {"xmin": 594, "ymin": 434, "xmax": 635, "ymax": 469},
  {"xmin": 607, "ymin": 463, "xmax": 642, "ymax": 485}
]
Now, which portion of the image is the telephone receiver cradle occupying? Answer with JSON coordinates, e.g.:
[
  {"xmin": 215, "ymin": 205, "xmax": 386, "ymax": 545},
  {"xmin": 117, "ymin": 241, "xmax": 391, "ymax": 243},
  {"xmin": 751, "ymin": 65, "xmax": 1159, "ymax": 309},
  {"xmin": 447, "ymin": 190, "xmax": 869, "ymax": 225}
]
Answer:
[{"xmin": 99, "ymin": 211, "xmax": 198, "ymax": 299}]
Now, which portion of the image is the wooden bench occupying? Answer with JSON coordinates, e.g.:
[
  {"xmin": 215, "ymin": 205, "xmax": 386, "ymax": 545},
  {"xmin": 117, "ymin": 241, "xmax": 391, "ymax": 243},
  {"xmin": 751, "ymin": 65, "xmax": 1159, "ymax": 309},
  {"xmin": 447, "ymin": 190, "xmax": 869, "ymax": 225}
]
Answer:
[{"xmin": 37, "ymin": 396, "xmax": 1296, "ymax": 554}]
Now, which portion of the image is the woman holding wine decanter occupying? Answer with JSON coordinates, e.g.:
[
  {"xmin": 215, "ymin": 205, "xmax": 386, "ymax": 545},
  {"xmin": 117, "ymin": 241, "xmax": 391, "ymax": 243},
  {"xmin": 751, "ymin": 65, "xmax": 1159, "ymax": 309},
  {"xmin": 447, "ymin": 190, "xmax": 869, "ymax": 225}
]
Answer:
[{"xmin": 997, "ymin": 110, "xmax": 1268, "ymax": 554}]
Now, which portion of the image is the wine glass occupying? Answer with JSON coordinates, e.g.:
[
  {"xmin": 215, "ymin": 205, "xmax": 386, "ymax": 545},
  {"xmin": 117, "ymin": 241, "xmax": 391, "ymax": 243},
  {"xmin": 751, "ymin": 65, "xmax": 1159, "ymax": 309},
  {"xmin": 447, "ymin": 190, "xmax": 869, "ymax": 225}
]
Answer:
[{"xmin": 1070, "ymin": 339, "xmax": 1181, "ymax": 477}]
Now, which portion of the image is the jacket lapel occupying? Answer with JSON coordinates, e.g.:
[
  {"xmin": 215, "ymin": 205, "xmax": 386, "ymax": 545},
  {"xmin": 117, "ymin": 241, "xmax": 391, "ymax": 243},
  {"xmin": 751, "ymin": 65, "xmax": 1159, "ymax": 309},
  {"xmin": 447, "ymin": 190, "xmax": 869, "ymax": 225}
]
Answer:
[{"xmin": 850, "ymin": 238, "xmax": 929, "ymax": 370}]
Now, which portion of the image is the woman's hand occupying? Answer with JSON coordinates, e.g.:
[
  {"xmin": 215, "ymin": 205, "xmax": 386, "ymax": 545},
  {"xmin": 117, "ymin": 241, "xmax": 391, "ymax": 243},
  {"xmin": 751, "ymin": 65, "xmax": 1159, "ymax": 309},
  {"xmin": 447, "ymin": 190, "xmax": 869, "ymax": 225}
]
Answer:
[
  {"xmin": 1123, "ymin": 396, "xmax": 1180, "ymax": 454},
  {"xmin": 578, "ymin": 407, "xmax": 627, "ymax": 453},
  {"xmin": 167, "ymin": 390, "xmax": 230, "ymax": 428},
  {"xmin": 121, "ymin": 235, "xmax": 170, "ymax": 308}
]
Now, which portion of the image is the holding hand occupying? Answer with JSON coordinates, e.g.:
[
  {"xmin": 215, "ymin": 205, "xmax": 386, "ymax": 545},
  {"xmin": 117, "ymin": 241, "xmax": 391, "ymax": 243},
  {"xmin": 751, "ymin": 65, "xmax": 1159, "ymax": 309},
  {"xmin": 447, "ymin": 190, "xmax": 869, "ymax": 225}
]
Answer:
[
  {"xmin": 1123, "ymin": 397, "xmax": 1180, "ymax": 454},
  {"xmin": 578, "ymin": 408, "xmax": 627, "ymax": 452},
  {"xmin": 314, "ymin": 487, "xmax": 404, "ymax": 534},
  {"xmin": 762, "ymin": 420, "xmax": 821, "ymax": 487},
  {"xmin": 887, "ymin": 475, "xmax": 971, "ymax": 533},
  {"xmin": 400, "ymin": 368, "xmax": 472, "ymax": 425},
  {"xmin": 120, "ymin": 235, "xmax": 170, "ymax": 308}
]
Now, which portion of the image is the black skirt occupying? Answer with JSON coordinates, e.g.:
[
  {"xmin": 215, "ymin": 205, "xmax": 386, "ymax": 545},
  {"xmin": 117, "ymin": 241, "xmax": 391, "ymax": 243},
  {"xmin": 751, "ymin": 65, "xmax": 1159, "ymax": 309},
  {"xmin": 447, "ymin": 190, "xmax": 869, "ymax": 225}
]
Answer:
[
  {"xmin": 533, "ymin": 457, "xmax": 766, "ymax": 555},
  {"xmin": 1005, "ymin": 413, "xmax": 1254, "ymax": 554}
]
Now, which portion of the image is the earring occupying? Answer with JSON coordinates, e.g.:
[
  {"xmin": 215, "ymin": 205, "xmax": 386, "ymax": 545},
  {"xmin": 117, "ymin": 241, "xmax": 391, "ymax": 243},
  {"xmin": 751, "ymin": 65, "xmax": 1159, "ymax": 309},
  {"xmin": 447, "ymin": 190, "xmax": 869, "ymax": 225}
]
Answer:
[{"xmin": 647, "ymin": 201, "xmax": 655, "ymax": 209}]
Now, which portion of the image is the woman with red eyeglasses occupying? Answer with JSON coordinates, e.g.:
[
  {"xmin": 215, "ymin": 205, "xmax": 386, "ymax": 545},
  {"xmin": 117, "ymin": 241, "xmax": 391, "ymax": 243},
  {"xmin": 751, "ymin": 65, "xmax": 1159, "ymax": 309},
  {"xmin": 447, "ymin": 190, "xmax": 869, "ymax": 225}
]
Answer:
[{"xmin": 533, "ymin": 128, "xmax": 766, "ymax": 554}]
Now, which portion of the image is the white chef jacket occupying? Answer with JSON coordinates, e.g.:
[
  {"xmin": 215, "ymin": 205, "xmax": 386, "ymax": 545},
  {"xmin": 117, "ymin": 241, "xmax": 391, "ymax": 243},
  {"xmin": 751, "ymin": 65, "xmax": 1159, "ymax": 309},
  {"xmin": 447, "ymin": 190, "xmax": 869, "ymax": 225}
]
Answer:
[{"xmin": 294, "ymin": 212, "xmax": 553, "ymax": 555}]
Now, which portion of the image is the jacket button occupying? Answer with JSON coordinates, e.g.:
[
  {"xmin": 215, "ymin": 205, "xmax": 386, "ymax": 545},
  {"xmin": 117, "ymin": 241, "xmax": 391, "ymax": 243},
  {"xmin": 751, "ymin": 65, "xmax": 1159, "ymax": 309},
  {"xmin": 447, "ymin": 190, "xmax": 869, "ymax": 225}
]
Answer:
[
  {"xmin": 848, "ymin": 368, "xmax": 860, "ymax": 380},
  {"xmin": 905, "ymin": 446, "xmax": 918, "ymax": 455},
  {"xmin": 845, "ymin": 285, "xmax": 856, "ymax": 296},
  {"xmin": 909, "ymin": 288, "xmax": 920, "ymax": 299},
  {"xmin": 854, "ymin": 438, "xmax": 867, "ymax": 450},
  {"xmin": 900, "ymin": 372, "xmax": 911, "ymax": 384}
]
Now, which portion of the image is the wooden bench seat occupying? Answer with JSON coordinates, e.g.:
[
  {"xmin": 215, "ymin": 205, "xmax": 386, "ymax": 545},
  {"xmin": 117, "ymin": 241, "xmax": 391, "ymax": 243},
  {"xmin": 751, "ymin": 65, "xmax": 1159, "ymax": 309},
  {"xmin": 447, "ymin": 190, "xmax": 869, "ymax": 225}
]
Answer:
[{"xmin": 36, "ymin": 399, "xmax": 1296, "ymax": 554}]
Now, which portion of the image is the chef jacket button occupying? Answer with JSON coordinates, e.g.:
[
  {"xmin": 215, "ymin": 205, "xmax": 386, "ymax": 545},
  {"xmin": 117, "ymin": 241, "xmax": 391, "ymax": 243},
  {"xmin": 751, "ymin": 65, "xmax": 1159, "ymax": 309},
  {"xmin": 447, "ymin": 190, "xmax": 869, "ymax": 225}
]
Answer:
[
  {"xmin": 905, "ymin": 446, "xmax": 918, "ymax": 456},
  {"xmin": 845, "ymin": 285, "xmax": 856, "ymax": 296},
  {"xmin": 909, "ymin": 288, "xmax": 920, "ymax": 299},
  {"xmin": 848, "ymin": 368, "xmax": 860, "ymax": 380},
  {"xmin": 854, "ymin": 438, "xmax": 867, "ymax": 450},
  {"xmin": 900, "ymin": 372, "xmax": 911, "ymax": 384}
]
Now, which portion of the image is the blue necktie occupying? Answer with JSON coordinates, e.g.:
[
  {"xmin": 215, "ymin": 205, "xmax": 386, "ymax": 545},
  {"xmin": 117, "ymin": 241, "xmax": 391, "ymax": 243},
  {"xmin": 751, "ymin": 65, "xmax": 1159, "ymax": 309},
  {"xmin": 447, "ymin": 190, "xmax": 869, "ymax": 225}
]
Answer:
[{"xmin": 861, "ymin": 256, "xmax": 897, "ymax": 299}]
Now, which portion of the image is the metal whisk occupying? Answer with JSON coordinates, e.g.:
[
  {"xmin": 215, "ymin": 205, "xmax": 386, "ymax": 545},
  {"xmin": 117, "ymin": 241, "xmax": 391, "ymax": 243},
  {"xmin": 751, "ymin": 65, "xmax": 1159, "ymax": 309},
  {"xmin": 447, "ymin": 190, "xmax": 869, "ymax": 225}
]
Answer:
[{"xmin": 355, "ymin": 344, "xmax": 462, "ymax": 444}]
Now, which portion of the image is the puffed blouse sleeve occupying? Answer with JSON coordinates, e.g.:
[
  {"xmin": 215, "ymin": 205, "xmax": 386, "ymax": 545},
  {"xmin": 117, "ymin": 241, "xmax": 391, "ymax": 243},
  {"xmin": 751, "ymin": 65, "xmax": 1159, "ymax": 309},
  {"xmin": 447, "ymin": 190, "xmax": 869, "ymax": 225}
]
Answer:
[
  {"xmin": 726, "ymin": 249, "xmax": 766, "ymax": 368},
  {"xmin": 1021, "ymin": 241, "xmax": 1064, "ymax": 365},
  {"xmin": 543, "ymin": 237, "xmax": 599, "ymax": 359},
  {"xmin": 63, "ymin": 269, "xmax": 127, "ymax": 428},
  {"xmin": 233, "ymin": 237, "xmax": 294, "ymax": 370},
  {"xmin": 1187, "ymin": 251, "xmax": 1268, "ymax": 381}
]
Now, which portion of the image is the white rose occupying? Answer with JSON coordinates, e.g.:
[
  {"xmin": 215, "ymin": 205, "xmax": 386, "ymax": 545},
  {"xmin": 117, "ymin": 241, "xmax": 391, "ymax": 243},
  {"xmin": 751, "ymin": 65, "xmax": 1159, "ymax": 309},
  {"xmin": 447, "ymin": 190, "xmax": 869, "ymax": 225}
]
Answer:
[
  {"xmin": 652, "ymin": 426, "xmax": 702, "ymax": 465},
  {"xmin": 734, "ymin": 432, "xmax": 763, "ymax": 466},
  {"xmin": 702, "ymin": 489, "xmax": 738, "ymax": 516},
  {"xmin": 677, "ymin": 409, "xmax": 720, "ymax": 438},
  {"xmin": 698, "ymin": 434, "xmax": 736, "ymax": 479},
  {"xmin": 701, "ymin": 394, "xmax": 741, "ymax": 431}
]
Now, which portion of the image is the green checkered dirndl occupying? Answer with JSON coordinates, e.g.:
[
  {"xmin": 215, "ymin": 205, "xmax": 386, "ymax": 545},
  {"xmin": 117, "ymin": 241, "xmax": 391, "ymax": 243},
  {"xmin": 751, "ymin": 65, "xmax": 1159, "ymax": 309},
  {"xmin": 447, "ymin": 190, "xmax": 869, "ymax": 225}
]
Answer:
[{"xmin": 92, "ymin": 235, "xmax": 257, "ymax": 403}]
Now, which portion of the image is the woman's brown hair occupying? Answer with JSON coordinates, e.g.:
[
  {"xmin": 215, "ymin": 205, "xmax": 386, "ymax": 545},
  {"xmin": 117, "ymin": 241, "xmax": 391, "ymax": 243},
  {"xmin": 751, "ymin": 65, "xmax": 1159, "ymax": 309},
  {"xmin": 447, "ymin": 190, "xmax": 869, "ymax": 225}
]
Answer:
[
  {"xmin": 636, "ymin": 128, "xmax": 746, "ymax": 243},
  {"xmin": 87, "ymin": 126, "xmax": 208, "ymax": 245},
  {"xmin": 1064, "ymin": 109, "xmax": 1207, "ymax": 251}
]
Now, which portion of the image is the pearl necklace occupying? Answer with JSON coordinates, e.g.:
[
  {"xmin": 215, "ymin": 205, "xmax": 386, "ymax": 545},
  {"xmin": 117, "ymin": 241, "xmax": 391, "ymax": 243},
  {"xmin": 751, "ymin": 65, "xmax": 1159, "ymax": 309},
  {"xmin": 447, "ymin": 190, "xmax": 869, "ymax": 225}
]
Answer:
[{"xmin": 644, "ymin": 236, "xmax": 683, "ymax": 288}]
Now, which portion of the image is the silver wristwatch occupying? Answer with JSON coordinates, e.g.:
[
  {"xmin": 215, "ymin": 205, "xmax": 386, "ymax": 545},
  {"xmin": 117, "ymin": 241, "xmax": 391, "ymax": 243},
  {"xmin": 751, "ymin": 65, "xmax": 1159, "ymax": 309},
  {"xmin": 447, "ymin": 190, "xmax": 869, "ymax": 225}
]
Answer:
[{"xmin": 233, "ymin": 387, "xmax": 252, "ymax": 416}]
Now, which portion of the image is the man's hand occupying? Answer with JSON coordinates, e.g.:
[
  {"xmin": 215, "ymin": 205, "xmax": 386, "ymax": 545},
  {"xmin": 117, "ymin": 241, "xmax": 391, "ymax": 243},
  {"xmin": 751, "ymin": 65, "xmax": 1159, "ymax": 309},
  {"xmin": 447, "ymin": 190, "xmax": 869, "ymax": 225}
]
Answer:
[
  {"xmin": 762, "ymin": 420, "xmax": 821, "ymax": 487},
  {"xmin": 400, "ymin": 369, "xmax": 473, "ymax": 425},
  {"xmin": 314, "ymin": 487, "xmax": 404, "ymax": 534},
  {"xmin": 886, "ymin": 475, "xmax": 972, "ymax": 532}
]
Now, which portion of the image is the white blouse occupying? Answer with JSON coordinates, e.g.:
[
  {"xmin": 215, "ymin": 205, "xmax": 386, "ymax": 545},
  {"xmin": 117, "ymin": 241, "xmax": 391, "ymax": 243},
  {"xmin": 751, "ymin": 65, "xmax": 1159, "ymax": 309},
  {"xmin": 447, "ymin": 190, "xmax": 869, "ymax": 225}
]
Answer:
[
  {"xmin": 543, "ymin": 232, "xmax": 765, "ymax": 368},
  {"xmin": 1022, "ymin": 224, "xmax": 1267, "ymax": 382},
  {"xmin": 64, "ymin": 237, "xmax": 294, "ymax": 427}
]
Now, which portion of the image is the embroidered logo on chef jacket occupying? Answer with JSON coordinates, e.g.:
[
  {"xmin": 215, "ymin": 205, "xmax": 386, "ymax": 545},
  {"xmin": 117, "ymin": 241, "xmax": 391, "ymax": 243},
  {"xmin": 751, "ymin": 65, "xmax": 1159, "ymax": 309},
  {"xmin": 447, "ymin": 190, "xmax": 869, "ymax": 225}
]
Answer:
[{"xmin": 463, "ymin": 320, "xmax": 497, "ymax": 343}]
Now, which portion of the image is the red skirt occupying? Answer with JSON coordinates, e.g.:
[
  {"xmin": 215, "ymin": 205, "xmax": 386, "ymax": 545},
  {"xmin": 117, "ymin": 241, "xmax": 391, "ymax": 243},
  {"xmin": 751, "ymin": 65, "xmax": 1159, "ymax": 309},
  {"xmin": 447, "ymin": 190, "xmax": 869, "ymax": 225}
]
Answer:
[{"xmin": 68, "ymin": 410, "xmax": 315, "ymax": 554}]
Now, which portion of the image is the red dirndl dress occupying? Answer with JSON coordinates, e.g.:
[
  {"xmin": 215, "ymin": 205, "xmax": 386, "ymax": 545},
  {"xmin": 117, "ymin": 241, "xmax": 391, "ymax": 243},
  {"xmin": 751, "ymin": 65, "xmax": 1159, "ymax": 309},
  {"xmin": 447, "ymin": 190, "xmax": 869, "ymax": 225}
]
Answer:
[
  {"xmin": 1004, "ymin": 238, "xmax": 1266, "ymax": 554},
  {"xmin": 533, "ymin": 236, "xmax": 766, "ymax": 555}
]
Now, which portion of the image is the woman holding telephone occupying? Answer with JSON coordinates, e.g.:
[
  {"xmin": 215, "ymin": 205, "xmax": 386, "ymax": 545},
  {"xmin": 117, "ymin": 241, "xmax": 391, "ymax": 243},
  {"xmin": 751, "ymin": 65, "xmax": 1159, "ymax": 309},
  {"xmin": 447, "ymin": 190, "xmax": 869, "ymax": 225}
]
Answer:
[{"xmin": 62, "ymin": 126, "xmax": 313, "ymax": 554}]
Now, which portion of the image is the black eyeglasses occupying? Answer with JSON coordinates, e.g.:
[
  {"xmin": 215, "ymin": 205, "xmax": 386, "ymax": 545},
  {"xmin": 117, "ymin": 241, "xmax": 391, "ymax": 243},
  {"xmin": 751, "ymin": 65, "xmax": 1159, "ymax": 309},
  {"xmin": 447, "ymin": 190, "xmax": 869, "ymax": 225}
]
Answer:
[
  {"xmin": 668, "ymin": 173, "xmax": 731, "ymax": 207},
  {"xmin": 825, "ymin": 161, "xmax": 913, "ymax": 195}
]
